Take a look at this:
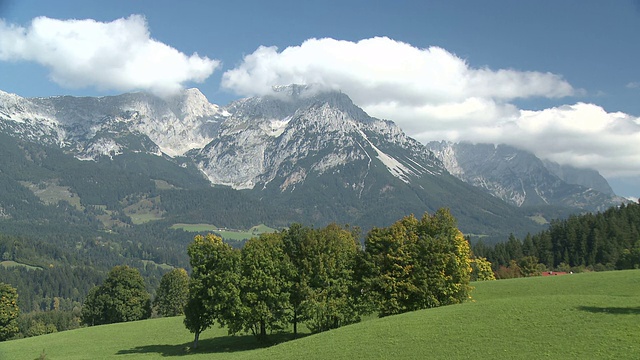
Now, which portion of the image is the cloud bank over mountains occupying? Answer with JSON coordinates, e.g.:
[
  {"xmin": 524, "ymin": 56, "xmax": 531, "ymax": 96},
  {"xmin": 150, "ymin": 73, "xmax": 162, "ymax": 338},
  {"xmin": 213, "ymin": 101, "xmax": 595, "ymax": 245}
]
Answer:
[
  {"xmin": 222, "ymin": 37, "xmax": 640, "ymax": 180},
  {"xmin": 0, "ymin": 15, "xmax": 638, "ymax": 186},
  {"xmin": 0, "ymin": 15, "xmax": 219, "ymax": 96}
]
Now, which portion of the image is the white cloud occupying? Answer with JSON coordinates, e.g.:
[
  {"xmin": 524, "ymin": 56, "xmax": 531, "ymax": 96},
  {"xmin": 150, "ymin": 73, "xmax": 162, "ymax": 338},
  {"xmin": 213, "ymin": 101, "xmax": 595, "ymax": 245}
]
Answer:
[
  {"xmin": 222, "ymin": 37, "xmax": 640, "ymax": 179},
  {"xmin": 463, "ymin": 103, "xmax": 640, "ymax": 178},
  {"xmin": 0, "ymin": 15, "xmax": 220, "ymax": 96},
  {"xmin": 222, "ymin": 37, "xmax": 574, "ymax": 104}
]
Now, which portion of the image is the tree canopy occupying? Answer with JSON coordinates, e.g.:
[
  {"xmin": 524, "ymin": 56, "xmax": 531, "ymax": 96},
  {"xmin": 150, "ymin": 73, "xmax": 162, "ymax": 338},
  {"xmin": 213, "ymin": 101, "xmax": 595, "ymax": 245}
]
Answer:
[
  {"xmin": 0, "ymin": 282, "xmax": 20, "ymax": 341},
  {"xmin": 183, "ymin": 210, "xmax": 473, "ymax": 342},
  {"xmin": 81, "ymin": 265, "xmax": 151, "ymax": 326},
  {"xmin": 473, "ymin": 201, "xmax": 640, "ymax": 272},
  {"xmin": 154, "ymin": 268, "xmax": 189, "ymax": 317},
  {"xmin": 363, "ymin": 209, "xmax": 472, "ymax": 316},
  {"xmin": 184, "ymin": 234, "xmax": 241, "ymax": 348},
  {"xmin": 236, "ymin": 233, "xmax": 292, "ymax": 340}
]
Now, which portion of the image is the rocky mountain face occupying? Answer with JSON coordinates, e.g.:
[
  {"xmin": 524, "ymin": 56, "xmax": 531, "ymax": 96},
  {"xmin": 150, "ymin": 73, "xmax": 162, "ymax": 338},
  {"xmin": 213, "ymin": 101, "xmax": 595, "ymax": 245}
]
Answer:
[
  {"xmin": 0, "ymin": 88, "xmax": 225, "ymax": 159},
  {"xmin": 426, "ymin": 141, "xmax": 624, "ymax": 211},
  {"xmin": 195, "ymin": 87, "xmax": 442, "ymax": 190},
  {"xmin": 0, "ymin": 86, "xmax": 621, "ymax": 237},
  {"xmin": 541, "ymin": 160, "xmax": 615, "ymax": 196}
]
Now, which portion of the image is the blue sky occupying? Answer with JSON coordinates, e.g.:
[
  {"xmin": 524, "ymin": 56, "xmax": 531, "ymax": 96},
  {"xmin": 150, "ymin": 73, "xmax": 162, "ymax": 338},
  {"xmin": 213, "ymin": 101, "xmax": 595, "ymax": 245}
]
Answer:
[{"xmin": 0, "ymin": 0, "xmax": 639, "ymax": 197}]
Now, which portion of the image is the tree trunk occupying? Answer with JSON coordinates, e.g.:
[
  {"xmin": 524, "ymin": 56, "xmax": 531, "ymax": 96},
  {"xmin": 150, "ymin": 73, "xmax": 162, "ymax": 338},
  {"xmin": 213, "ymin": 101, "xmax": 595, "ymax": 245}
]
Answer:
[
  {"xmin": 293, "ymin": 309, "xmax": 298, "ymax": 337},
  {"xmin": 260, "ymin": 320, "xmax": 266, "ymax": 341},
  {"xmin": 193, "ymin": 330, "xmax": 200, "ymax": 349}
]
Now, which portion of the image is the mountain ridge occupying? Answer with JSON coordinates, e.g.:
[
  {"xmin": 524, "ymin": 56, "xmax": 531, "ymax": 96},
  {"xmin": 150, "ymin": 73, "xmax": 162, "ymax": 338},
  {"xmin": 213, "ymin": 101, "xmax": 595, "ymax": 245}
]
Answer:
[
  {"xmin": 426, "ymin": 141, "xmax": 624, "ymax": 212},
  {"xmin": 0, "ymin": 87, "xmax": 621, "ymax": 238}
]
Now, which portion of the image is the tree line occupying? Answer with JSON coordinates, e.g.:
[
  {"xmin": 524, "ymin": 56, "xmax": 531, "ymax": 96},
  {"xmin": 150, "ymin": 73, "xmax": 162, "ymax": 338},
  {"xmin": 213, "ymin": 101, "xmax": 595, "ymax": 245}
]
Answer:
[
  {"xmin": 0, "ymin": 209, "xmax": 482, "ymax": 343},
  {"xmin": 473, "ymin": 201, "xmax": 640, "ymax": 275},
  {"xmin": 184, "ymin": 209, "xmax": 472, "ymax": 347}
]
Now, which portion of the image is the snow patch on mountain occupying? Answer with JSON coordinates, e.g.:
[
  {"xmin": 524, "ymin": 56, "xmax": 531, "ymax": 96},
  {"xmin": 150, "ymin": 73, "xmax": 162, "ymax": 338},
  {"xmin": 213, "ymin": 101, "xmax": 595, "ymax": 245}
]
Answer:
[
  {"xmin": 82, "ymin": 138, "xmax": 123, "ymax": 159},
  {"xmin": 358, "ymin": 129, "xmax": 413, "ymax": 183},
  {"xmin": 263, "ymin": 118, "xmax": 291, "ymax": 137}
]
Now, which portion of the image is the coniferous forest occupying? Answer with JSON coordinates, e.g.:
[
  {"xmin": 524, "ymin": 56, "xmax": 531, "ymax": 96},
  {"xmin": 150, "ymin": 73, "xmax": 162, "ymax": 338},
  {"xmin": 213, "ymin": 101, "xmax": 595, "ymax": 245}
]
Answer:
[{"xmin": 473, "ymin": 201, "xmax": 640, "ymax": 273}]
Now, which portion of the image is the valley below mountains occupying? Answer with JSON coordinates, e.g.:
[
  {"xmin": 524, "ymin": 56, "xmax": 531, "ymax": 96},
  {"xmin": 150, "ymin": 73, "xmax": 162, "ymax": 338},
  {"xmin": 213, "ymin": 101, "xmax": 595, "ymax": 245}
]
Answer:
[{"xmin": 0, "ymin": 85, "xmax": 625, "ymax": 243}]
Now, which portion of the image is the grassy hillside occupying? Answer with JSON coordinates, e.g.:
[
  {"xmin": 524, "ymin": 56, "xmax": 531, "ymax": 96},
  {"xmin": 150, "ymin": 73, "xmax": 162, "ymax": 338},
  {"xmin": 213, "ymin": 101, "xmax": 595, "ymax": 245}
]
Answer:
[
  {"xmin": 2, "ymin": 270, "xmax": 638, "ymax": 359},
  {"xmin": 170, "ymin": 223, "xmax": 277, "ymax": 241}
]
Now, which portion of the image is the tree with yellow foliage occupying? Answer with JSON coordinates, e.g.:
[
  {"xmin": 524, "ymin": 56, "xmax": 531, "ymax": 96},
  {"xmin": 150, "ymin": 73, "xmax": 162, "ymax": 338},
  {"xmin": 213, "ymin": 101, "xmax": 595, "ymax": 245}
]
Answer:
[
  {"xmin": 0, "ymin": 282, "xmax": 19, "ymax": 341},
  {"xmin": 363, "ymin": 209, "xmax": 472, "ymax": 317}
]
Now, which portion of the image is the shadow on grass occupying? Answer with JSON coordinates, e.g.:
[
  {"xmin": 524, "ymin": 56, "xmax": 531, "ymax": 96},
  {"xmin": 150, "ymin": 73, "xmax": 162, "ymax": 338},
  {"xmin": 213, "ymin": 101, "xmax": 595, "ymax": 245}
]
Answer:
[
  {"xmin": 116, "ymin": 333, "xmax": 308, "ymax": 357},
  {"xmin": 577, "ymin": 306, "xmax": 640, "ymax": 315}
]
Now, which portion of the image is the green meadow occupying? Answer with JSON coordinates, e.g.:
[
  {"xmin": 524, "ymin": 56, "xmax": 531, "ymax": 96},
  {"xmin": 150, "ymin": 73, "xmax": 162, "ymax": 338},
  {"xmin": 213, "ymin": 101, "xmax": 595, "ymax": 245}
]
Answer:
[
  {"xmin": 0, "ymin": 260, "xmax": 42, "ymax": 271},
  {"xmin": 170, "ymin": 224, "xmax": 276, "ymax": 241},
  {"xmin": 1, "ymin": 270, "xmax": 638, "ymax": 359}
]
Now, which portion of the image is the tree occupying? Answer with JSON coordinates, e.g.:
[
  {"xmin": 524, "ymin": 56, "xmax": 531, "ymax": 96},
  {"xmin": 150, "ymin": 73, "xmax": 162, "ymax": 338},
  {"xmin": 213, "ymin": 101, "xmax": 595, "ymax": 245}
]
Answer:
[
  {"xmin": 495, "ymin": 260, "xmax": 522, "ymax": 279},
  {"xmin": 617, "ymin": 247, "xmax": 640, "ymax": 269},
  {"xmin": 0, "ymin": 282, "xmax": 20, "ymax": 341},
  {"xmin": 281, "ymin": 223, "xmax": 310, "ymax": 336},
  {"xmin": 184, "ymin": 234, "xmax": 241, "ymax": 349},
  {"xmin": 299, "ymin": 224, "xmax": 361, "ymax": 333},
  {"xmin": 364, "ymin": 209, "xmax": 472, "ymax": 317},
  {"xmin": 80, "ymin": 286, "xmax": 104, "ymax": 327},
  {"xmin": 81, "ymin": 266, "xmax": 151, "ymax": 326},
  {"xmin": 236, "ymin": 233, "xmax": 292, "ymax": 340},
  {"xmin": 519, "ymin": 256, "xmax": 542, "ymax": 277},
  {"xmin": 154, "ymin": 268, "xmax": 189, "ymax": 317},
  {"xmin": 470, "ymin": 257, "xmax": 496, "ymax": 281}
]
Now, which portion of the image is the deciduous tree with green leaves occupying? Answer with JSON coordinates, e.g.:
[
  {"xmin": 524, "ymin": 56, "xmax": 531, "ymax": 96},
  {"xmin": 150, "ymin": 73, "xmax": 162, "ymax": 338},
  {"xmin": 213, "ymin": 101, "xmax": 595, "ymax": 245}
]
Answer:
[
  {"xmin": 235, "ymin": 233, "xmax": 292, "ymax": 340},
  {"xmin": 299, "ymin": 223, "xmax": 362, "ymax": 333},
  {"xmin": 184, "ymin": 234, "xmax": 241, "ymax": 349},
  {"xmin": 519, "ymin": 256, "xmax": 542, "ymax": 277},
  {"xmin": 81, "ymin": 266, "xmax": 151, "ymax": 326},
  {"xmin": 281, "ymin": 223, "xmax": 310, "ymax": 336},
  {"xmin": 80, "ymin": 286, "xmax": 104, "ymax": 327},
  {"xmin": 154, "ymin": 268, "xmax": 189, "ymax": 317},
  {"xmin": 0, "ymin": 282, "xmax": 20, "ymax": 341}
]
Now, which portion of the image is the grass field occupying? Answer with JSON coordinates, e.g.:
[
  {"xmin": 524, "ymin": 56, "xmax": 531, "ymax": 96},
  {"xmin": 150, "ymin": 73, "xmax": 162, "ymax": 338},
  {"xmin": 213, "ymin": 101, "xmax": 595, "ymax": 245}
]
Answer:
[
  {"xmin": 527, "ymin": 214, "xmax": 550, "ymax": 225},
  {"xmin": 140, "ymin": 260, "xmax": 174, "ymax": 271},
  {"xmin": 20, "ymin": 181, "xmax": 83, "ymax": 211},
  {"xmin": 170, "ymin": 223, "xmax": 220, "ymax": 232},
  {"xmin": 124, "ymin": 196, "xmax": 164, "ymax": 225},
  {"xmin": 0, "ymin": 260, "xmax": 42, "ymax": 271},
  {"xmin": 170, "ymin": 223, "xmax": 277, "ymax": 241},
  {"xmin": 1, "ymin": 270, "xmax": 639, "ymax": 359}
]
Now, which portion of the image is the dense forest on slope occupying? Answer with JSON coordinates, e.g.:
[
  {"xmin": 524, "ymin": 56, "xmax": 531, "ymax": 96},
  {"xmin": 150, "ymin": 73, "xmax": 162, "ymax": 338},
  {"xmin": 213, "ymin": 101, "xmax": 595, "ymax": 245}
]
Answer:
[
  {"xmin": 0, "ymin": 227, "xmax": 193, "ymax": 312},
  {"xmin": 473, "ymin": 201, "xmax": 640, "ymax": 270}
]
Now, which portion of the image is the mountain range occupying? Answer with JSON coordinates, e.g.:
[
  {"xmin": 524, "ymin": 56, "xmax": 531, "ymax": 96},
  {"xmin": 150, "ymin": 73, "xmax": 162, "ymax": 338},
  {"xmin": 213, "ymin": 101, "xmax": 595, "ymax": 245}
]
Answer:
[
  {"xmin": 0, "ymin": 86, "xmax": 625, "ymax": 242},
  {"xmin": 426, "ymin": 141, "xmax": 624, "ymax": 211}
]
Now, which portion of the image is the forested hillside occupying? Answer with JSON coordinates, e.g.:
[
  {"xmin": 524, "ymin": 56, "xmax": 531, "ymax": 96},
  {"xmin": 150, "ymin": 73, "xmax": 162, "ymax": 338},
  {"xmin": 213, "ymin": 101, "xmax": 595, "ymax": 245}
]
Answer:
[{"xmin": 473, "ymin": 201, "xmax": 640, "ymax": 271}]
